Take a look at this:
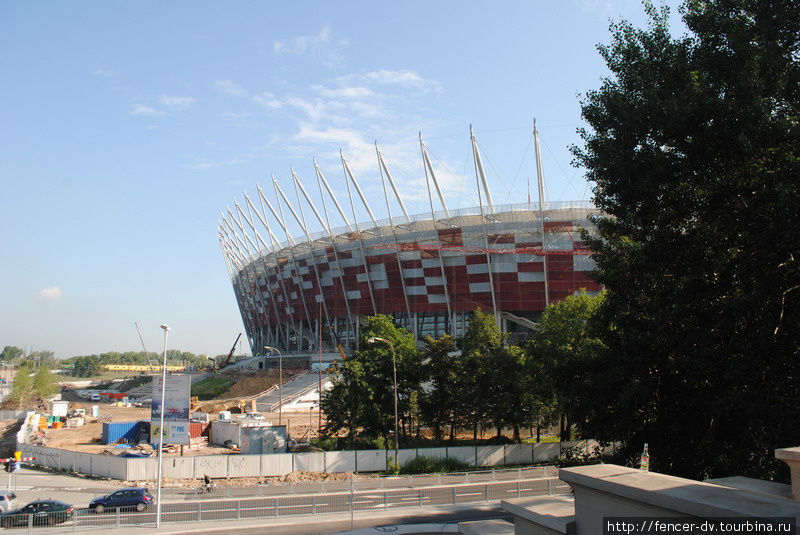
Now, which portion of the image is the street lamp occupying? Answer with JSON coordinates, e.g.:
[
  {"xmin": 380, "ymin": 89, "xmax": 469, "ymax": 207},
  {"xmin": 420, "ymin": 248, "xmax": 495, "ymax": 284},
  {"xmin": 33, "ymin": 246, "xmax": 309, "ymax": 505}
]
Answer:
[
  {"xmin": 155, "ymin": 323, "xmax": 170, "ymax": 528},
  {"xmin": 264, "ymin": 346, "xmax": 282, "ymax": 426},
  {"xmin": 366, "ymin": 337, "xmax": 399, "ymax": 467}
]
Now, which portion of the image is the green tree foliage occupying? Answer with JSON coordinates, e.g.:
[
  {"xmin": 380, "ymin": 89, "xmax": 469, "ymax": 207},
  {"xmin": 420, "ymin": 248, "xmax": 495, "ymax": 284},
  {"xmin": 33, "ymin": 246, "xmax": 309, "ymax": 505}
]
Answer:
[
  {"xmin": 419, "ymin": 334, "xmax": 459, "ymax": 442},
  {"xmin": 528, "ymin": 290, "xmax": 605, "ymax": 440},
  {"xmin": 9, "ymin": 365, "xmax": 34, "ymax": 409},
  {"xmin": 321, "ymin": 315, "xmax": 421, "ymax": 443},
  {"xmin": 0, "ymin": 346, "xmax": 23, "ymax": 364},
  {"xmin": 572, "ymin": 0, "xmax": 800, "ymax": 479},
  {"xmin": 71, "ymin": 356, "xmax": 101, "ymax": 377},
  {"xmin": 32, "ymin": 366, "xmax": 58, "ymax": 400}
]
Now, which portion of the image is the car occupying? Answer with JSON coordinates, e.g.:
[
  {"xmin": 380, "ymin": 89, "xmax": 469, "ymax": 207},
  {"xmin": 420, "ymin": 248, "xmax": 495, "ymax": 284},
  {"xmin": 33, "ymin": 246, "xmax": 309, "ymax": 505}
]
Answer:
[
  {"xmin": 0, "ymin": 500, "xmax": 74, "ymax": 527},
  {"xmin": 90, "ymin": 393, "xmax": 101, "ymax": 401},
  {"xmin": 89, "ymin": 487, "xmax": 154, "ymax": 513},
  {"xmin": 0, "ymin": 493, "xmax": 16, "ymax": 513}
]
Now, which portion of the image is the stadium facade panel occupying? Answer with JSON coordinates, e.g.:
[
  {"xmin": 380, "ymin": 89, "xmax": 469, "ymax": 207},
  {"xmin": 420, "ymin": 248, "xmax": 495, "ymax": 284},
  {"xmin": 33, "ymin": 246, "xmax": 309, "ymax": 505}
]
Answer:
[{"xmin": 222, "ymin": 201, "xmax": 602, "ymax": 354}]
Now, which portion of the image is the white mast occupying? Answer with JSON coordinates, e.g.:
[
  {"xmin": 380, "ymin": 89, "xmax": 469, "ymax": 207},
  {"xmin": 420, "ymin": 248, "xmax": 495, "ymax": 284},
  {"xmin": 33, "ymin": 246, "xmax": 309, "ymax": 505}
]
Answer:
[
  {"xmin": 419, "ymin": 135, "xmax": 450, "ymax": 218},
  {"xmin": 470, "ymin": 125, "xmax": 494, "ymax": 213},
  {"xmin": 376, "ymin": 146, "xmax": 411, "ymax": 222},
  {"xmin": 533, "ymin": 119, "xmax": 550, "ymax": 307},
  {"xmin": 470, "ymin": 126, "xmax": 499, "ymax": 328}
]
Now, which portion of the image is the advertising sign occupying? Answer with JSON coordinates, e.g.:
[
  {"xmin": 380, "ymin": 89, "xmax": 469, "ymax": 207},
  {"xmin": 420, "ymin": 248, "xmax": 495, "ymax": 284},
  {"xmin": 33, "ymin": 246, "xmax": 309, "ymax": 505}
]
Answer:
[{"xmin": 151, "ymin": 374, "xmax": 191, "ymax": 445}]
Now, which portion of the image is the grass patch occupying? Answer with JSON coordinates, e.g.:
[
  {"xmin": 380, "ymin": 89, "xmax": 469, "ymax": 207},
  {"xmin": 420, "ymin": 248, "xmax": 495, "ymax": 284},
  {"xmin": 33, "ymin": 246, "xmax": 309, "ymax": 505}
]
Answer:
[
  {"xmin": 397, "ymin": 455, "xmax": 471, "ymax": 475},
  {"xmin": 191, "ymin": 376, "xmax": 235, "ymax": 400}
]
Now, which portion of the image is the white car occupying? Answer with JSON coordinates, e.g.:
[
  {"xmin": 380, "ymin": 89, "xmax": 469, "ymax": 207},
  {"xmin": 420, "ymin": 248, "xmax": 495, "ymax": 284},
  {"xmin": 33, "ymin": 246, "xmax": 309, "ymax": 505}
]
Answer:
[{"xmin": 0, "ymin": 493, "xmax": 17, "ymax": 513}]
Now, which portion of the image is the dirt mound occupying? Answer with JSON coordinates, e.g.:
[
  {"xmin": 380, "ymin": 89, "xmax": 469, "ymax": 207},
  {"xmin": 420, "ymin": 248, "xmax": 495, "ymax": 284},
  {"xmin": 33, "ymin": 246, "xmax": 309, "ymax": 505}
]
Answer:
[{"xmin": 221, "ymin": 371, "xmax": 280, "ymax": 398}]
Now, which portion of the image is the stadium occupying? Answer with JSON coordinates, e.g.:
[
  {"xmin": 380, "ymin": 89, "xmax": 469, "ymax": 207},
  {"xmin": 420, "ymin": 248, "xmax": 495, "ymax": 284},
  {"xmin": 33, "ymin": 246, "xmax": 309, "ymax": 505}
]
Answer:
[{"xmin": 218, "ymin": 128, "xmax": 602, "ymax": 356}]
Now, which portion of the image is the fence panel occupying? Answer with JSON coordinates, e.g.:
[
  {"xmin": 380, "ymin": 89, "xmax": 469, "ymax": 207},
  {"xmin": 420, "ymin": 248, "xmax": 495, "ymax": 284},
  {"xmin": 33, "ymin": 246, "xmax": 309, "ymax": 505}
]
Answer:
[
  {"xmin": 355, "ymin": 449, "xmax": 386, "ymax": 472},
  {"xmin": 261, "ymin": 453, "xmax": 293, "ymax": 476},
  {"xmin": 108, "ymin": 455, "xmax": 128, "ymax": 479},
  {"xmin": 446, "ymin": 446, "xmax": 476, "ymax": 466},
  {"xmin": 476, "ymin": 445, "xmax": 504, "ymax": 467},
  {"xmin": 396, "ymin": 448, "xmax": 417, "ymax": 466},
  {"xmin": 227, "ymin": 455, "xmax": 260, "ymax": 478},
  {"xmin": 163, "ymin": 456, "xmax": 195, "ymax": 479},
  {"xmin": 533, "ymin": 443, "xmax": 560, "ymax": 463},
  {"xmin": 74, "ymin": 452, "xmax": 93, "ymax": 475},
  {"xmin": 504, "ymin": 444, "xmax": 533, "ymax": 465},
  {"xmin": 416, "ymin": 447, "xmax": 446, "ymax": 459},
  {"xmin": 324, "ymin": 451, "xmax": 356, "ymax": 473},
  {"xmin": 293, "ymin": 452, "xmax": 324, "ymax": 472},
  {"xmin": 193, "ymin": 455, "xmax": 228, "ymax": 478},
  {"xmin": 125, "ymin": 458, "xmax": 156, "ymax": 481}
]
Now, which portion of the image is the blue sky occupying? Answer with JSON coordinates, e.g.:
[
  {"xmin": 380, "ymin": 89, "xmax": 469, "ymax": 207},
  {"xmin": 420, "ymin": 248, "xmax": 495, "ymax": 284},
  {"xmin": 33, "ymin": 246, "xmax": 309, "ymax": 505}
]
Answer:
[{"xmin": 0, "ymin": 1, "xmax": 683, "ymax": 358}]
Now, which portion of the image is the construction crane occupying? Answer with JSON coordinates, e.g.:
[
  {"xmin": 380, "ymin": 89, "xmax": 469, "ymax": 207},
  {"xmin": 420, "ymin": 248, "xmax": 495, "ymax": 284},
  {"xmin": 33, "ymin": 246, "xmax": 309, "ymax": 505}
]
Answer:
[{"xmin": 221, "ymin": 333, "xmax": 242, "ymax": 369}]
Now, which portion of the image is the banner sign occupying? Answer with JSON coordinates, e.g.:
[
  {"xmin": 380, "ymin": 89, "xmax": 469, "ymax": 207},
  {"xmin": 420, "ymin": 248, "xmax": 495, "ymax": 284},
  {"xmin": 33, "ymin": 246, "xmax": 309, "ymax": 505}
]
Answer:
[{"xmin": 151, "ymin": 374, "xmax": 191, "ymax": 445}]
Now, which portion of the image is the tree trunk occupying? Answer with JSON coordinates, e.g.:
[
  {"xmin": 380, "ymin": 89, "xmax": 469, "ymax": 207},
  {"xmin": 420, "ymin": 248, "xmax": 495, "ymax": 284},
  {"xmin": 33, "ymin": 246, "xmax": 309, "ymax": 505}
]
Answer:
[
  {"xmin": 536, "ymin": 425, "xmax": 541, "ymax": 443},
  {"xmin": 513, "ymin": 423, "xmax": 521, "ymax": 442}
]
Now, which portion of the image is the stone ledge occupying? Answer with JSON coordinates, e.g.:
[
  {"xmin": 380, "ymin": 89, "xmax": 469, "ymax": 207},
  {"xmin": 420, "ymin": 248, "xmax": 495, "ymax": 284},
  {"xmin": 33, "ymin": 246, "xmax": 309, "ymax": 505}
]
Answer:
[
  {"xmin": 502, "ymin": 494, "xmax": 576, "ymax": 534},
  {"xmin": 458, "ymin": 518, "xmax": 514, "ymax": 535},
  {"xmin": 706, "ymin": 476, "xmax": 792, "ymax": 500},
  {"xmin": 560, "ymin": 464, "xmax": 800, "ymax": 523}
]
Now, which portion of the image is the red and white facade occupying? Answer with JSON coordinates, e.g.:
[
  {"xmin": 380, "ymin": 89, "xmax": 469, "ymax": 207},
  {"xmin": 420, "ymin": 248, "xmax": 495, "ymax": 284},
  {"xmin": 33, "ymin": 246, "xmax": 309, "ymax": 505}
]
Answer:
[{"xmin": 218, "ymin": 130, "xmax": 602, "ymax": 354}]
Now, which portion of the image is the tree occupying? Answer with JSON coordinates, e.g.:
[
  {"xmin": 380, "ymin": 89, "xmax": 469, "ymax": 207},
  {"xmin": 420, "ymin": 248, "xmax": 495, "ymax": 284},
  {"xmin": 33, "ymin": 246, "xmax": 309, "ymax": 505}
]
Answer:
[
  {"xmin": 71, "ymin": 355, "xmax": 101, "ymax": 377},
  {"xmin": 419, "ymin": 334, "xmax": 459, "ymax": 443},
  {"xmin": 572, "ymin": 0, "xmax": 800, "ymax": 480},
  {"xmin": 457, "ymin": 309, "xmax": 505, "ymax": 440},
  {"xmin": 321, "ymin": 315, "xmax": 421, "ymax": 444},
  {"xmin": 529, "ymin": 290, "xmax": 605, "ymax": 441},
  {"xmin": 9, "ymin": 365, "xmax": 34, "ymax": 409},
  {"xmin": 33, "ymin": 366, "xmax": 58, "ymax": 400},
  {"xmin": 0, "ymin": 346, "xmax": 23, "ymax": 364}
]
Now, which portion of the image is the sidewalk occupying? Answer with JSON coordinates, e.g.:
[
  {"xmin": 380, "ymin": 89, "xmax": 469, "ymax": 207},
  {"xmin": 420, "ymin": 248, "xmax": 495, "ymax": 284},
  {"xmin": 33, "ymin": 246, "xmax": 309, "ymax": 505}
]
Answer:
[{"xmin": 3, "ymin": 467, "xmax": 119, "ymax": 505}]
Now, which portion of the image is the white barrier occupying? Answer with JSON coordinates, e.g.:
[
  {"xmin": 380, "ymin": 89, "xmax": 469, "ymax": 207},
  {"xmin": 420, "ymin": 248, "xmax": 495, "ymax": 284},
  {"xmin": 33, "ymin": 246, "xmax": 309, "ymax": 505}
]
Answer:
[
  {"xmin": 294, "ymin": 452, "xmax": 325, "ymax": 472},
  {"xmin": 476, "ymin": 445, "xmax": 504, "ymax": 466},
  {"xmin": 261, "ymin": 453, "xmax": 293, "ymax": 475},
  {"xmin": 21, "ymin": 440, "xmax": 590, "ymax": 480},
  {"xmin": 325, "ymin": 450, "xmax": 356, "ymax": 473},
  {"xmin": 356, "ymin": 449, "xmax": 386, "ymax": 472}
]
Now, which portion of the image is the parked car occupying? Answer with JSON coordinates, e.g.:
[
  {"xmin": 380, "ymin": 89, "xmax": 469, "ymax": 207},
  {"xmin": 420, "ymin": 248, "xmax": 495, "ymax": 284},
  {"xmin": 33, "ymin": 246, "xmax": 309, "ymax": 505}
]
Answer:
[
  {"xmin": 0, "ymin": 500, "xmax": 74, "ymax": 527},
  {"xmin": 0, "ymin": 493, "xmax": 16, "ymax": 513},
  {"xmin": 89, "ymin": 488, "xmax": 154, "ymax": 513}
]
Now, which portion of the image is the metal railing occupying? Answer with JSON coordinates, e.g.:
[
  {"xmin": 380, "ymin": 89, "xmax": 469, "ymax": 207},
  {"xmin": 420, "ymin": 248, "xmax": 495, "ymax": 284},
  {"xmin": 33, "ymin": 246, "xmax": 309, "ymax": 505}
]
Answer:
[{"xmin": 36, "ymin": 472, "xmax": 570, "ymax": 533}]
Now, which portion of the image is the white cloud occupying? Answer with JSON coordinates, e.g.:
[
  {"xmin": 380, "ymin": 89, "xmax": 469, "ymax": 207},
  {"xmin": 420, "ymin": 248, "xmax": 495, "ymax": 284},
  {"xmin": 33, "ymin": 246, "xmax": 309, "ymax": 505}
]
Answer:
[
  {"xmin": 38, "ymin": 286, "xmax": 62, "ymax": 301},
  {"xmin": 347, "ymin": 70, "xmax": 442, "ymax": 93},
  {"xmin": 214, "ymin": 80, "xmax": 248, "ymax": 97},
  {"xmin": 130, "ymin": 105, "xmax": 164, "ymax": 116},
  {"xmin": 312, "ymin": 85, "xmax": 374, "ymax": 99},
  {"xmin": 253, "ymin": 92, "xmax": 283, "ymax": 109},
  {"xmin": 159, "ymin": 95, "xmax": 197, "ymax": 108},
  {"xmin": 273, "ymin": 25, "xmax": 349, "ymax": 66}
]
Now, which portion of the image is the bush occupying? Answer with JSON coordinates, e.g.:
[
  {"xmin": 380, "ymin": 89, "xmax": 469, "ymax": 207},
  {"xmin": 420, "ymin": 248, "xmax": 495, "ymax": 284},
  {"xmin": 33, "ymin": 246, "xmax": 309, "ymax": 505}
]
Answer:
[
  {"xmin": 191, "ymin": 376, "xmax": 235, "ymax": 400},
  {"xmin": 399, "ymin": 455, "xmax": 471, "ymax": 474}
]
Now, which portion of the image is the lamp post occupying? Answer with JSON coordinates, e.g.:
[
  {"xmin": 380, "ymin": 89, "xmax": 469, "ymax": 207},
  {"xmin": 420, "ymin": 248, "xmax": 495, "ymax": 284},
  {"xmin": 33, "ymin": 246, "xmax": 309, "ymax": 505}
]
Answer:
[
  {"xmin": 264, "ymin": 346, "xmax": 282, "ymax": 425},
  {"xmin": 366, "ymin": 337, "xmax": 399, "ymax": 467},
  {"xmin": 155, "ymin": 323, "xmax": 170, "ymax": 528}
]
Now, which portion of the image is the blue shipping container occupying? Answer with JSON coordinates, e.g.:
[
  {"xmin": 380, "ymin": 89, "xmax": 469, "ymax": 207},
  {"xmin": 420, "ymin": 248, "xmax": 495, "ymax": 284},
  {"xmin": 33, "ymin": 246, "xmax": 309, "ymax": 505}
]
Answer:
[{"xmin": 101, "ymin": 421, "xmax": 142, "ymax": 444}]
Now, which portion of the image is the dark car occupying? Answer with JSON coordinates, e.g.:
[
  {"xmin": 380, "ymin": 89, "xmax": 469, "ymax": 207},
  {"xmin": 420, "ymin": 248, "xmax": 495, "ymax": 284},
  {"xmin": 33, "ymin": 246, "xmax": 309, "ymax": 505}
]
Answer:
[
  {"xmin": 0, "ymin": 500, "xmax": 74, "ymax": 527},
  {"xmin": 89, "ymin": 488, "xmax": 154, "ymax": 513}
]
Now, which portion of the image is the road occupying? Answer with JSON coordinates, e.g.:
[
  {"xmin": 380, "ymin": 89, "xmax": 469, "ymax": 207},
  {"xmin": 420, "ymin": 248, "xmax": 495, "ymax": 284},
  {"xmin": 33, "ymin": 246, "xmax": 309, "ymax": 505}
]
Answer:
[{"xmin": 3, "ymin": 475, "xmax": 562, "ymax": 532}]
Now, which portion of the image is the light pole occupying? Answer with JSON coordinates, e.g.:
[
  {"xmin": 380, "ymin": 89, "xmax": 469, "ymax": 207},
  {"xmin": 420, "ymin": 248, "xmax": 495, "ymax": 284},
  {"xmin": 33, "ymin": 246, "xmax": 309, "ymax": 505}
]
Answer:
[
  {"xmin": 264, "ymin": 346, "xmax": 282, "ymax": 425},
  {"xmin": 155, "ymin": 323, "xmax": 170, "ymax": 528},
  {"xmin": 366, "ymin": 337, "xmax": 399, "ymax": 467}
]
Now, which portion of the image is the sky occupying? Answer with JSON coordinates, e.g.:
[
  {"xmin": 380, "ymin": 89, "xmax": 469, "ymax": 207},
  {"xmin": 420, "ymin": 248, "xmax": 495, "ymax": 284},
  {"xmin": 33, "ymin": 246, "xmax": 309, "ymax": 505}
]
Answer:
[{"xmin": 0, "ymin": 0, "xmax": 684, "ymax": 358}]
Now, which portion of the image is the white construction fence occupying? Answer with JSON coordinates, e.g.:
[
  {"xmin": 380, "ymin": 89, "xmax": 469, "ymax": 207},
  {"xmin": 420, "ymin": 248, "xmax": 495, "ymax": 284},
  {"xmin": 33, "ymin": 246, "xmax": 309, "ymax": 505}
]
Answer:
[{"xmin": 20, "ymin": 440, "xmax": 605, "ymax": 481}]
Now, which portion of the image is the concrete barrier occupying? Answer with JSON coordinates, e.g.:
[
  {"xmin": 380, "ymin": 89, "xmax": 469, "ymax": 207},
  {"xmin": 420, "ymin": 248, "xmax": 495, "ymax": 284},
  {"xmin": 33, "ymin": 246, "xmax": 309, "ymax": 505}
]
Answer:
[
  {"xmin": 261, "ymin": 453, "xmax": 293, "ymax": 476},
  {"xmin": 417, "ymin": 447, "xmax": 447, "ymax": 460},
  {"xmin": 294, "ymin": 452, "xmax": 324, "ymax": 472},
  {"xmin": 325, "ymin": 451, "xmax": 356, "ymax": 473},
  {"xmin": 228, "ymin": 454, "xmax": 260, "ymax": 478},
  {"xmin": 446, "ymin": 446, "xmax": 476, "ymax": 466},
  {"xmin": 396, "ymin": 448, "xmax": 417, "ymax": 466},
  {"xmin": 163, "ymin": 456, "xmax": 194, "ymax": 480},
  {"xmin": 504, "ymin": 444, "xmax": 533, "ymax": 465},
  {"xmin": 356, "ymin": 449, "xmax": 386, "ymax": 472},
  {"xmin": 193, "ymin": 455, "xmax": 228, "ymax": 478},
  {"xmin": 476, "ymin": 445, "xmax": 504, "ymax": 466},
  {"xmin": 126, "ymin": 458, "xmax": 156, "ymax": 480},
  {"xmin": 533, "ymin": 442, "xmax": 560, "ymax": 463}
]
